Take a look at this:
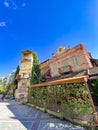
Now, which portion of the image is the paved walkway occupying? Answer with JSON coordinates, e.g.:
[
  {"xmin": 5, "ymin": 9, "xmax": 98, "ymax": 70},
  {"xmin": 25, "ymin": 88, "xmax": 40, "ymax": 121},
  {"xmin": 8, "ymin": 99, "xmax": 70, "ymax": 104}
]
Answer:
[{"xmin": 0, "ymin": 100, "xmax": 86, "ymax": 130}]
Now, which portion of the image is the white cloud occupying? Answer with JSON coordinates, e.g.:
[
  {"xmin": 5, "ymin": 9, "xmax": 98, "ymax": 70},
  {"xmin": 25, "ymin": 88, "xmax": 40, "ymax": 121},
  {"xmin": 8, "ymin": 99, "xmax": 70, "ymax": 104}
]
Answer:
[
  {"xmin": 4, "ymin": 1, "xmax": 10, "ymax": 7},
  {"xmin": 0, "ymin": 22, "xmax": 6, "ymax": 27},
  {"xmin": 3, "ymin": 0, "xmax": 17, "ymax": 10},
  {"xmin": 3, "ymin": 0, "xmax": 26, "ymax": 10}
]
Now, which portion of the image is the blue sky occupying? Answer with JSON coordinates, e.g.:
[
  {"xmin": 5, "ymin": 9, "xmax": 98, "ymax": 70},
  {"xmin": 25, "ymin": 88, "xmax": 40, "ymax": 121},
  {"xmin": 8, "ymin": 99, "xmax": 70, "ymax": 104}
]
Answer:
[{"xmin": 0, "ymin": 0, "xmax": 98, "ymax": 76}]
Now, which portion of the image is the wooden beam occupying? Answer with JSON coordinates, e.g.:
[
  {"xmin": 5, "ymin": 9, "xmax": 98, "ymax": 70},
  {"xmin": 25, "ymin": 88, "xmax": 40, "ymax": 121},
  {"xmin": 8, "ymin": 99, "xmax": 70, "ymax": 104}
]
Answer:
[{"xmin": 30, "ymin": 76, "xmax": 88, "ymax": 88}]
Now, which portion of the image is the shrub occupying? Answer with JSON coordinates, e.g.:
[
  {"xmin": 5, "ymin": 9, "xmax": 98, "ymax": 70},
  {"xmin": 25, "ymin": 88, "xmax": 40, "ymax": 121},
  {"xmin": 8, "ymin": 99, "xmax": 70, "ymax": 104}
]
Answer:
[{"xmin": 0, "ymin": 85, "xmax": 3, "ymax": 94}]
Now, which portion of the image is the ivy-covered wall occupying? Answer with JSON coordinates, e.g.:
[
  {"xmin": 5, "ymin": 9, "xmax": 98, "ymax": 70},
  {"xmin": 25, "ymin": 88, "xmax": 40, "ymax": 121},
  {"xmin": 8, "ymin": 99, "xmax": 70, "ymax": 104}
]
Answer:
[
  {"xmin": 88, "ymin": 79, "xmax": 98, "ymax": 106},
  {"xmin": 28, "ymin": 82, "xmax": 94, "ymax": 126}
]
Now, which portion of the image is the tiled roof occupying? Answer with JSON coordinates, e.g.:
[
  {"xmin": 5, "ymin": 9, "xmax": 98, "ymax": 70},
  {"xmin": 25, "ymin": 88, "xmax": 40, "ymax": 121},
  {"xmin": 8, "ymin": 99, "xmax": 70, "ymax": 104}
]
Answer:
[
  {"xmin": 90, "ymin": 58, "xmax": 98, "ymax": 67},
  {"xmin": 88, "ymin": 67, "xmax": 98, "ymax": 76},
  {"xmin": 47, "ymin": 67, "xmax": 98, "ymax": 82},
  {"xmin": 47, "ymin": 69, "xmax": 87, "ymax": 81}
]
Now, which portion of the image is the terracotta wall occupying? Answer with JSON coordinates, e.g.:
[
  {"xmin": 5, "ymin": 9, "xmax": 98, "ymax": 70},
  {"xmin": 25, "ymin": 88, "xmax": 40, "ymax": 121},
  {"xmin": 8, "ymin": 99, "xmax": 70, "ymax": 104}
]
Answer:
[
  {"xmin": 49, "ymin": 44, "xmax": 93, "ymax": 77},
  {"xmin": 40, "ymin": 60, "xmax": 50, "ymax": 76}
]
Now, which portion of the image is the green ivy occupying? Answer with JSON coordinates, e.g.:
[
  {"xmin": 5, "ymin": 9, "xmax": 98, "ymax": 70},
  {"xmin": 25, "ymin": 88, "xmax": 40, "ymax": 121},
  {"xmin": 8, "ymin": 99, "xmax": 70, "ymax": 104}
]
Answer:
[{"xmin": 28, "ymin": 81, "xmax": 93, "ymax": 122}]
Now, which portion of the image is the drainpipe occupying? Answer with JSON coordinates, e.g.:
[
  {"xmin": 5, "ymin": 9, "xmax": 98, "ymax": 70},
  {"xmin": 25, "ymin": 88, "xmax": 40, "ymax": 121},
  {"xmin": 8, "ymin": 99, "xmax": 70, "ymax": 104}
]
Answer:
[{"xmin": 85, "ymin": 81, "xmax": 98, "ymax": 125}]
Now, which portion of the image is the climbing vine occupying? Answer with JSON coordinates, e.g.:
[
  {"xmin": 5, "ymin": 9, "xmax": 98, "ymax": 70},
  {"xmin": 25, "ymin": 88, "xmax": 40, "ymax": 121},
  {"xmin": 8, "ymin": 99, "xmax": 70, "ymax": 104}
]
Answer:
[{"xmin": 28, "ymin": 81, "xmax": 93, "ymax": 124}]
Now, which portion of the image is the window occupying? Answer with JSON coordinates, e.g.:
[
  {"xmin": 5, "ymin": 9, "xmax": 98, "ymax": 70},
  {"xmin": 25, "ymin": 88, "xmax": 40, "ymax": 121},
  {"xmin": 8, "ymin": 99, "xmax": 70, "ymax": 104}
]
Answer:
[
  {"xmin": 72, "ymin": 56, "xmax": 78, "ymax": 65},
  {"xmin": 72, "ymin": 56, "xmax": 79, "ymax": 70},
  {"xmin": 52, "ymin": 64, "xmax": 58, "ymax": 75},
  {"xmin": 62, "ymin": 60, "xmax": 68, "ymax": 67}
]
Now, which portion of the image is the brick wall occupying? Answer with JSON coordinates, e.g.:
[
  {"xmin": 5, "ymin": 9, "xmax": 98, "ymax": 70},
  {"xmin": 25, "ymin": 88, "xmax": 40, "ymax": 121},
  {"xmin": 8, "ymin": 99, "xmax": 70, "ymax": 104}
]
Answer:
[
  {"xmin": 49, "ymin": 44, "xmax": 93, "ymax": 77},
  {"xmin": 40, "ymin": 60, "xmax": 50, "ymax": 76}
]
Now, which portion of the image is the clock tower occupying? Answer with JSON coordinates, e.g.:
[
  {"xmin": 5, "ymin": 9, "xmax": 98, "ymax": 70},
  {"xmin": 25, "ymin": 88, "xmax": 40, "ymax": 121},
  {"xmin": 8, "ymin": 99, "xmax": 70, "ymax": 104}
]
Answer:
[{"xmin": 15, "ymin": 50, "xmax": 34, "ymax": 102}]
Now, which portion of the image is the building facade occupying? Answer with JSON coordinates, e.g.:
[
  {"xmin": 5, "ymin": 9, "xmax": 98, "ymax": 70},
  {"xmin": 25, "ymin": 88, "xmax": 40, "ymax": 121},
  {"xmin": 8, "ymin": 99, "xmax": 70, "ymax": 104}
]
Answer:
[
  {"xmin": 40, "ymin": 44, "xmax": 98, "ymax": 80},
  {"xmin": 49, "ymin": 44, "xmax": 93, "ymax": 77},
  {"xmin": 15, "ymin": 50, "xmax": 34, "ymax": 102},
  {"xmin": 40, "ymin": 59, "xmax": 50, "ymax": 78},
  {"xmin": 15, "ymin": 44, "xmax": 98, "ymax": 102},
  {"xmin": 2, "ymin": 73, "xmax": 15, "ymax": 87}
]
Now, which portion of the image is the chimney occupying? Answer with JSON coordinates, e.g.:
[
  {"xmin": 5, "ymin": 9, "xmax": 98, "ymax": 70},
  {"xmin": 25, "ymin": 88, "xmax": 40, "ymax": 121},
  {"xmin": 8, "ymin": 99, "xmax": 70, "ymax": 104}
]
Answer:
[
  {"xmin": 52, "ymin": 53, "xmax": 55, "ymax": 58},
  {"xmin": 68, "ymin": 45, "xmax": 71, "ymax": 50}
]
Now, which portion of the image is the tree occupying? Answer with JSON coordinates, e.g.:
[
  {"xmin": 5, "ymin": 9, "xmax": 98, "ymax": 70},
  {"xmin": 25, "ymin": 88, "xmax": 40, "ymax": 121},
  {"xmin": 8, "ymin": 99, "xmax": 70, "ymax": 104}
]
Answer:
[
  {"xmin": 0, "ymin": 85, "xmax": 3, "ymax": 94},
  {"xmin": 0, "ymin": 78, "xmax": 2, "ymax": 83},
  {"xmin": 0, "ymin": 66, "xmax": 20, "ymax": 100},
  {"xmin": 1, "ymin": 83, "xmax": 15, "ymax": 100},
  {"xmin": 13, "ymin": 65, "xmax": 20, "ymax": 89},
  {"xmin": 12, "ymin": 65, "xmax": 20, "ymax": 97},
  {"xmin": 14, "ymin": 65, "xmax": 20, "ymax": 79},
  {"xmin": 30, "ymin": 53, "xmax": 41, "ymax": 84}
]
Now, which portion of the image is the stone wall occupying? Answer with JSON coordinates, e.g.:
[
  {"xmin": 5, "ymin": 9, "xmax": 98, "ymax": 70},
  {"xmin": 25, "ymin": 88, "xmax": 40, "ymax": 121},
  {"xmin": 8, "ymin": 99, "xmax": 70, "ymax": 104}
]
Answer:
[{"xmin": 15, "ymin": 50, "xmax": 34, "ymax": 102}]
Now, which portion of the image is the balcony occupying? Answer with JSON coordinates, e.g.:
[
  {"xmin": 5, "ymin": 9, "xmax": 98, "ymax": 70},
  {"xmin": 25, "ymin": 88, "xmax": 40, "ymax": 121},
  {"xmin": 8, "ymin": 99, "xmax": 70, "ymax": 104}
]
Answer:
[{"xmin": 58, "ymin": 65, "xmax": 72, "ymax": 75}]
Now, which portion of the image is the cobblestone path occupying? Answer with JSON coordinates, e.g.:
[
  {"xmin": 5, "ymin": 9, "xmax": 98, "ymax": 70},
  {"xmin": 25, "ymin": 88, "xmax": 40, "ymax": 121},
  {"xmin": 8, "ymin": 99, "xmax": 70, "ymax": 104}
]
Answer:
[{"xmin": 0, "ymin": 100, "xmax": 86, "ymax": 130}]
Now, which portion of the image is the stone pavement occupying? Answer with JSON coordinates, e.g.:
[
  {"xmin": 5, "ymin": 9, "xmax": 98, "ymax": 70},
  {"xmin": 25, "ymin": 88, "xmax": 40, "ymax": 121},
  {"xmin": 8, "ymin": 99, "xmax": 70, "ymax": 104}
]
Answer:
[{"xmin": 0, "ymin": 100, "xmax": 86, "ymax": 130}]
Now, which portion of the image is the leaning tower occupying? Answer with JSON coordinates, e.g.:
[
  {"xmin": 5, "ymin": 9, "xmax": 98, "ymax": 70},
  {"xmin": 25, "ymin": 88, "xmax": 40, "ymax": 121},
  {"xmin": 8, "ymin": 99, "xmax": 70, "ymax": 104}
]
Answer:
[{"xmin": 15, "ymin": 50, "xmax": 34, "ymax": 102}]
